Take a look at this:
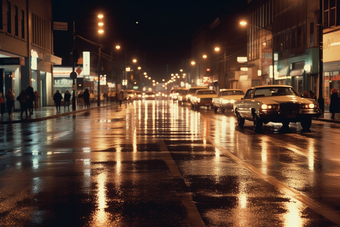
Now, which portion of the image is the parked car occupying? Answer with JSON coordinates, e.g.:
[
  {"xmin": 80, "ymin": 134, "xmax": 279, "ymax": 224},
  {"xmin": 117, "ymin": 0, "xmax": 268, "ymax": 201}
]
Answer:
[
  {"xmin": 212, "ymin": 89, "xmax": 244, "ymax": 113},
  {"xmin": 170, "ymin": 88, "xmax": 183, "ymax": 102},
  {"xmin": 191, "ymin": 89, "xmax": 217, "ymax": 111},
  {"xmin": 233, "ymin": 85, "xmax": 322, "ymax": 132},
  {"xmin": 178, "ymin": 88, "xmax": 189, "ymax": 105},
  {"xmin": 185, "ymin": 86, "xmax": 208, "ymax": 103},
  {"xmin": 144, "ymin": 91, "xmax": 156, "ymax": 100}
]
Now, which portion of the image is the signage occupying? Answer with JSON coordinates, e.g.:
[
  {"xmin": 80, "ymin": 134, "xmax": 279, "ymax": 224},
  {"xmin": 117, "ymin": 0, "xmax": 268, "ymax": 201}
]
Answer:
[
  {"xmin": 83, "ymin": 51, "xmax": 90, "ymax": 76},
  {"xmin": 324, "ymin": 30, "xmax": 340, "ymax": 62},
  {"xmin": 237, "ymin": 57, "xmax": 247, "ymax": 63},
  {"xmin": 0, "ymin": 57, "xmax": 25, "ymax": 65},
  {"xmin": 53, "ymin": 22, "xmax": 68, "ymax": 31},
  {"xmin": 76, "ymin": 66, "xmax": 82, "ymax": 75}
]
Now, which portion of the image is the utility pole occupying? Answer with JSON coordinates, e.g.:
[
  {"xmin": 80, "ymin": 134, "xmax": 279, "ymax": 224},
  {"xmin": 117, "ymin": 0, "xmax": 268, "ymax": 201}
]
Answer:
[{"xmin": 70, "ymin": 20, "xmax": 77, "ymax": 111}]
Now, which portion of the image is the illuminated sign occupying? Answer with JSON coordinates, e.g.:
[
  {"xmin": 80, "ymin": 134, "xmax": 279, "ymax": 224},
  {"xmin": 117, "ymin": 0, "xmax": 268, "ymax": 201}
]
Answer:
[
  {"xmin": 83, "ymin": 51, "xmax": 90, "ymax": 76},
  {"xmin": 237, "ymin": 57, "xmax": 247, "ymax": 63}
]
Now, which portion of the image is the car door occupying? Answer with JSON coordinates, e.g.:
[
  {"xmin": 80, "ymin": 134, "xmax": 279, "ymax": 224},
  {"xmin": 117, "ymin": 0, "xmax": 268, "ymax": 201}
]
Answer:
[{"xmin": 239, "ymin": 89, "xmax": 254, "ymax": 118}]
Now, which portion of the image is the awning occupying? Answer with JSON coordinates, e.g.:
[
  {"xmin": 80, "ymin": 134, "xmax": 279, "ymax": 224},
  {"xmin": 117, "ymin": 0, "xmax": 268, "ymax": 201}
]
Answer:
[
  {"xmin": 290, "ymin": 69, "xmax": 304, "ymax": 76},
  {"xmin": 46, "ymin": 54, "xmax": 62, "ymax": 65},
  {"xmin": 278, "ymin": 66, "xmax": 289, "ymax": 77}
]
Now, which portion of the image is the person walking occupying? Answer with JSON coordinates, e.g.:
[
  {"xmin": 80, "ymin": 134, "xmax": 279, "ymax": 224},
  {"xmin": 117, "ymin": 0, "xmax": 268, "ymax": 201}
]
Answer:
[
  {"xmin": 64, "ymin": 90, "xmax": 71, "ymax": 111},
  {"xmin": 5, "ymin": 89, "xmax": 15, "ymax": 119},
  {"xmin": 53, "ymin": 90, "xmax": 63, "ymax": 112},
  {"xmin": 119, "ymin": 91, "xmax": 124, "ymax": 107},
  {"xmin": 25, "ymin": 85, "xmax": 35, "ymax": 115},
  {"xmin": 17, "ymin": 90, "xmax": 29, "ymax": 117},
  {"xmin": 330, "ymin": 88, "xmax": 339, "ymax": 119},
  {"xmin": 34, "ymin": 90, "xmax": 40, "ymax": 110},
  {"xmin": 83, "ymin": 89, "xmax": 90, "ymax": 108}
]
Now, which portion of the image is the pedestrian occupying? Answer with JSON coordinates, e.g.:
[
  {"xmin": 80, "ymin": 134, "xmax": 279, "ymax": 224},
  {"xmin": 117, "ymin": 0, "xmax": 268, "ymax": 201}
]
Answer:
[
  {"xmin": 0, "ymin": 91, "xmax": 4, "ymax": 116},
  {"xmin": 5, "ymin": 89, "xmax": 15, "ymax": 118},
  {"xmin": 34, "ymin": 90, "xmax": 40, "ymax": 110},
  {"xmin": 53, "ymin": 90, "xmax": 63, "ymax": 112},
  {"xmin": 83, "ymin": 89, "xmax": 90, "ymax": 108},
  {"xmin": 302, "ymin": 90, "xmax": 309, "ymax": 98},
  {"xmin": 25, "ymin": 85, "xmax": 35, "ymax": 115},
  {"xmin": 330, "ymin": 88, "xmax": 339, "ymax": 119},
  {"xmin": 64, "ymin": 90, "xmax": 71, "ymax": 111},
  {"xmin": 17, "ymin": 90, "xmax": 29, "ymax": 117},
  {"xmin": 119, "ymin": 91, "xmax": 124, "ymax": 107},
  {"xmin": 309, "ymin": 90, "xmax": 316, "ymax": 100}
]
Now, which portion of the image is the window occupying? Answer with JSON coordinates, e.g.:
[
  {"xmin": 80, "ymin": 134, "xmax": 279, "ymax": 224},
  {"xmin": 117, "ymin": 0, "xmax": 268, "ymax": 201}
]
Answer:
[
  {"xmin": 291, "ymin": 30, "xmax": 296, "ymax": 49},
  {"xmin": 32, "ymin": 13, "xmax": 51, "ymax": 49},
  {"xmin": 14, "ymin": 6, "xmax": 18, "ymax": 36},
  {"xmin": 310, "ymin": 22, "xmax": 314, "ymax": 47},
  {"xmin": 7, "ymin": 1, "xmax": 11, "ymax": 33},
  {"xmin": 297, "ymin": 26, "xmax": 302, "ymax": 47},
  {"xmin": 21, "ymin": 10, "xmax": 24, "ymax": 39},
  {"xmin": 0, "ymin": 0, "xmax": 3, "ymax": 30}
]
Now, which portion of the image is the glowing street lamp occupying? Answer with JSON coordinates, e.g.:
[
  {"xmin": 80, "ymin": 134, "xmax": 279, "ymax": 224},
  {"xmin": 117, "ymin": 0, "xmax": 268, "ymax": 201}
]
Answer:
[{"xmin": 97, "ymin": 13, "xmax": 104, "ymax": 106}]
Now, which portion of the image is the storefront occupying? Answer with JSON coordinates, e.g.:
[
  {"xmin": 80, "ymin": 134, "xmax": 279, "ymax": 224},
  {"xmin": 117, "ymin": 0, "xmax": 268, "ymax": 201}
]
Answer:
[{"xmin": 323, "ymin": 30, "xmax": 340, "ymax": 110}]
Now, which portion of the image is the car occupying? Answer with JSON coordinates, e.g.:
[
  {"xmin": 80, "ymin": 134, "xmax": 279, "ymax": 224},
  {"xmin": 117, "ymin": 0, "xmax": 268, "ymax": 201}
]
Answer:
[
  {"xmin": 126, "ymin": 90, "xmax": 136, "ymax": 102},
  {"xmin": 191, "ymin": 89, "xmax": 217, "ymax": 111},
  {"xmin": 170, "ymin": 87, "xmax": 183, "ymax": 102},
  {"xmin": 133, "ymin": 91, "xmax": 143, "ymax": 100},
  {"xmin": 185, "ymin": 86, "xmax": 208, "ymax": 103},
  {"xmin": 144, "ymin": 91, "xmax": 156, "ymax": 100},
  {"xmin": 177, "ymin": 88, "xmax": 189, "ymax": 105},
  {"xmin": 233, "ymin": 85, "xmax": 322, "ymax": 132},
  {"xmin": 212, "ymin": 89, "xmax": 244, "ymax": 113}
]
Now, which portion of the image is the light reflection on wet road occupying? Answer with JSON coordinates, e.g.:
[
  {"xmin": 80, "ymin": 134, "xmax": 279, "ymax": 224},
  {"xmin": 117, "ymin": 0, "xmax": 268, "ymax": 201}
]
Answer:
[{"xmin": 0, "ymin": 100, "xmax": 340, "ymax": 226}]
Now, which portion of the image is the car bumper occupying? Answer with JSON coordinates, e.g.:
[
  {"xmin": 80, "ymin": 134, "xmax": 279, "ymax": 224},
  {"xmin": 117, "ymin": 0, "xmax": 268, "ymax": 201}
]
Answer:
[
  {"xmin": 197, "ymin": 101, "xmax": 213, "ymax": 106},
  {"xmin": 220, "ymin": 103, "xmax": 234, "ymax": 109},
  {"xmin": 259, "ymin": 109, "xmax": 322, "ymax": 122}
]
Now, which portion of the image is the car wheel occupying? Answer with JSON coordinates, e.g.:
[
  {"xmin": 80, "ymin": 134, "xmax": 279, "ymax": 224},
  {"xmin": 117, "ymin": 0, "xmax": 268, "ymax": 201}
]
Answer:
[
  {"xmin": 221, "ymin": 107, "xmax": 225, "ymax": 113},
  {"xmin": 301, "ymin": 118, "xmax": 312, "ymax": 131},
  {"xmin": 195, "ymin": 105, "xmax": 199, "ymax": 111},
  {"xmin": 236, "ymin": 111, "xmax": 245, "ymax": 127},
  {"xmin": 191, "ymin": 104, "xmax": 194, "ymax": 110},
  {"xmin": 253, "ymin": 113, "xmax": 263, "ymax": 131},
  {"xmin": 282, "ymin": 120, "xmax": 289, "ymax": 128},
  {"xmin": 214, "ymin": 106, "xmax": 218, "ymax": 113}
]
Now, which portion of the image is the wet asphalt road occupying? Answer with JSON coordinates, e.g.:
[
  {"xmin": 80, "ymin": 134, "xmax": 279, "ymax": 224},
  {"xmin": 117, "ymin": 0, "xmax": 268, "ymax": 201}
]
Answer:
[{"xmin": 1, "ymin": 100, "xmax": 340, "ymax": 226}]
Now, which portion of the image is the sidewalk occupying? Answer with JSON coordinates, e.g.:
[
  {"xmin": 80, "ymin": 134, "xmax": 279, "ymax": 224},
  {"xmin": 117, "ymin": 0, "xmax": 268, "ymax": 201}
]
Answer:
[
  {"xmin": 0, "ymin": 103, "xmax": 339, "ymax": 124},
  {"xmin": 0, "ymin": 101, "xmax": 117, "ymax": 124}
]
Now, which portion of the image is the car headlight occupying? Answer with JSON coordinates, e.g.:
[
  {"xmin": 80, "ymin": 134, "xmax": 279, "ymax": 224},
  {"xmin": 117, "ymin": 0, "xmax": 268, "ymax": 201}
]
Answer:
[
  {"xmin": 222, "ymin": 100, "xmax": 230, "ymax": 104},
  {"xmin": 301, "ymin": 103, "xmax": 315, "ymax": 109},
  {"xmin": 261, "ymin": 104, "xmax": 278, "ymax": 110},
  {"xmin": 197, "ymin": 98, "xmax": 201, "ymax": 103}
]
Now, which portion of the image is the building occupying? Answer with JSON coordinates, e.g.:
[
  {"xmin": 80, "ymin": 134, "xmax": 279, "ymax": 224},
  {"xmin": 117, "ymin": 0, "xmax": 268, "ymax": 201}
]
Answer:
[
  {"xmin": 0, "ymin": 0, "xmax": 61, "ymax": 110},
  {"xmin": 246, "ymin": 0, "xmax": 320, "ymax": 96}
]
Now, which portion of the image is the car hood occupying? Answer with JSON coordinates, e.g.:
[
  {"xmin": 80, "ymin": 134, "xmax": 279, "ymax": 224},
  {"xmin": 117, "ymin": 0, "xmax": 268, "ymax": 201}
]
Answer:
[
  {"xmin": 221, "ymin": 95, "xmax": 244, "ymax": 100},
  {"xmin": 253, "ymin": 95, "xmax": 314, "ymax": 104}
]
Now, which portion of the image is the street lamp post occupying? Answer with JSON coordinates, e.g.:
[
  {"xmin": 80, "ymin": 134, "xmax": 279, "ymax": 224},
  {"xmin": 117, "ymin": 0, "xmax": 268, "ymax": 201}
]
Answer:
[
  {"xmin": 240, "ymin": 21, "xmax": 274, "ymax": 85},
  {"xmin": 318, "ymin": 0, "xmax": 324, "ymax": 113},
  {"xmin": 97, "ymin": 14, "xmax": 104, "ymax": 106}
]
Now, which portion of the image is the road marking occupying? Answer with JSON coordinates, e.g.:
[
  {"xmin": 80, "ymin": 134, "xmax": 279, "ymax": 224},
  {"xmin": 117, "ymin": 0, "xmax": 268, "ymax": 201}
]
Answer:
[
  {"xmin": 158, "ymin": 139, "xmax": 206, "ymax": 227},
  {"xmin": 207, "ymin": 137, "xmax": 340, "ymax": 226}
]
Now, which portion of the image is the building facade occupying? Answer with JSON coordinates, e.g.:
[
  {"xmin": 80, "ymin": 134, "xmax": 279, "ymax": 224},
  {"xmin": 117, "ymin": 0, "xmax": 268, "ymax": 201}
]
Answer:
[
  {"xmin": 246, "ymin": 0, "xmax": 320, "ymax": 96},
  {"xmin": 0, "ymin": 0, "xmax": 61, "ymax": 111}
]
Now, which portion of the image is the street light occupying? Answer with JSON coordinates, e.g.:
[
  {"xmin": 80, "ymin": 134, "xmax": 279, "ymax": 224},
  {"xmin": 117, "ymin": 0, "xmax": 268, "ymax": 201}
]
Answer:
[
  {"xmin": 240, "ymin": 20, "xmax": 274, "ymax": 85},
  {"xmin": 97, "ymin": 14, "xmax": 104, "ymax": 106}
]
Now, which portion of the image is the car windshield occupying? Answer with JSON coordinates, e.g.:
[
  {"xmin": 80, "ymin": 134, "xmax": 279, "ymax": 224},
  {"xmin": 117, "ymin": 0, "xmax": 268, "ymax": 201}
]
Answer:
[
  {"xmin": 254, "ymin": 87, "xmax": 297, "ymax": 97},
  {"xmin": 146, "ymin": 92, "xmax": 154, "ymax": 95},
  {"xmin": 197, "ymin": 90, "xmax": 217, "ymax": 95},
  {"xmin": 189, "ymin": 88, "xmax": 206, "ymax": 95},
  {"xmin": 221, "ymin": 90, "xmax": 244, "ymax": 96}
]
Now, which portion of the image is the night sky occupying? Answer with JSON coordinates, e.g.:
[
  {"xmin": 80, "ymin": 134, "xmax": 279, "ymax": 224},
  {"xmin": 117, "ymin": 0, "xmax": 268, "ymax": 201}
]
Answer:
[{"xmin": 52, "ymin": 0, "xmax": 248, "ymax": 81}]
